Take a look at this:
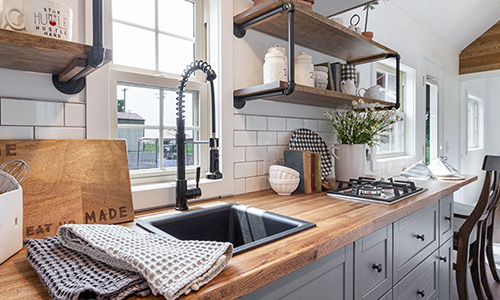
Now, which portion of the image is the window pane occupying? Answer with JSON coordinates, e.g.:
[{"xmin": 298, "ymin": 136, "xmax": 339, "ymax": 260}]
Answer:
[
  {"xmin": 117, "ymin": 85, "xmax": 160, "ymax": 125},
  {"xmin": 159, "ymin": 34, "xmax": 195, "ymax": 74},
  {"xmin": 120, "ymin": 129, "xmax": 160, "ymax": 170},
  {"xmin": 112, "ymin": 0, "xmax": 155, "ymax": 28},
  {"xmin": 163, "ymin": 90, "xmax": 197, "ymax": 127},
  {"xmin": 161, "ymin": 130, "xmax": 198, "ymax": 168},
  {"xmin": 113, "ymin": 22, "xmax": 156, "ymax": 70},
  {"xmin": 158, "ymin": 0, "xmax": 194, "ymax": 38},
  {"xmin": 376, "ymin": 72, "xmax": 385, "ymax": 87}
]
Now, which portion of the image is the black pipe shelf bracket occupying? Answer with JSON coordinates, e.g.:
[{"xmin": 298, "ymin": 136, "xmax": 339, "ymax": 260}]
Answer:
[
  {"xmin": 53, "ymin": 0, "xmax": 106, "ymax": 95},
  {"xmin": 233, "ymin": 2, "xmax": 296, "ymax": 109},
  {"xmin": 233, "ymin": 1, "xmax": 402, "ymax": 111}
]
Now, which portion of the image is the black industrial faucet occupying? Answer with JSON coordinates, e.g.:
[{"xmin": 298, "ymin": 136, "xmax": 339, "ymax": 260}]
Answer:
[{"xmin": 175, "ymin": 61, "xmax": 223, "ymax": 210}]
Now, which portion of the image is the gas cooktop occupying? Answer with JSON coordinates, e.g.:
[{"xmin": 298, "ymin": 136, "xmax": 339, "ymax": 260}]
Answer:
[{"xmin": 326, "ymin": 177, "xmax": 427, "ymax": 204}]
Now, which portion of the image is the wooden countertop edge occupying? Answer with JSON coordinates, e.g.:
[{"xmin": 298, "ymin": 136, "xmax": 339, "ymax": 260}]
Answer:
[{"xmin": 0, "ymin": 176, "xmax": 477, "ymax": 300}]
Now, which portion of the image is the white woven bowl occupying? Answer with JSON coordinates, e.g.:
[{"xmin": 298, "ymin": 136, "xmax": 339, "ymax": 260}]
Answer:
[
  {"xmin": 269, "ymin": 177, "xmax": 300, "ymax": 196},
  {"xmin": 269, "ymin": 165, "xmax": 300, "ymax": 180}
]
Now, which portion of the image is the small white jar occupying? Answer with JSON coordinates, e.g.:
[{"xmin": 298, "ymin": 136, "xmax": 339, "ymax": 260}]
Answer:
[
  {"xmin": 295, "ymin": 52, "xmax": 314, "ymax": 87},
  {"xmin": 263, "ymin": 44, "xmax": 288, "ymax": 84}
]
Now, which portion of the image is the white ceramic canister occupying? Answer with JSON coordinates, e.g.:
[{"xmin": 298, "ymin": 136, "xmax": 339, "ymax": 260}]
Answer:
[
  {"xmin": 295, "ymin": 52, "xmax": 314, "ymax": 87},
  {"xmin": 263, "ymin": 44, "xmax": 288, "ymax": 84}
]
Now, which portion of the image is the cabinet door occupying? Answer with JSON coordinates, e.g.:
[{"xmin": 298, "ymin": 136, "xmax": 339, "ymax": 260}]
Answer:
[
  {"xmin": 438, "ymin": 238, "xmax": 452, "ymax": 300},
  {"xmin": 439, "ymin": 195, "xmax": 453, "ymax": 246},
  {"xmin": 393, "ymin": 249, "xmax": 439, "ymax": 300},
  {"xmin": 354, "ymin": 225, "xmax": 393, "ymax": 300},
  {"xmin": 239, "ymin": 244, "xmax": 354, "ymax": 300},
  {"xmin": 378, "ymin": 289, "xmax": 392, "ymax": 300},
  {"xmin": 393, "ymin": 202, "xmax": 438, "ymax": 283}
]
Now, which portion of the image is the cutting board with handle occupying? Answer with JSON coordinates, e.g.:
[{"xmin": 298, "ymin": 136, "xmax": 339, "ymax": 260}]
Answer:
[{"xmin": 0, "ymin": 140, "xmax": 134, "ymax": 239}]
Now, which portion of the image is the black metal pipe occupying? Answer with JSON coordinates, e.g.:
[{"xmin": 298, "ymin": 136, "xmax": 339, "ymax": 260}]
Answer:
[
  {"xmin": 284, "ymin": 2, "xmax": 295, "ymax": 95},
  {"xmin": 234, "ymin": 5, "xmax": 287, "ymax": 38}
]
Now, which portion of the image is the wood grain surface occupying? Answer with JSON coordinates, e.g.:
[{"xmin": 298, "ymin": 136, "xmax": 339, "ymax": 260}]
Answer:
[
  {"xmin": 0, "ymin": 176, "xmax": 475, "ymax": 300},
  {"xmin": 234, "ymin": 80, "xmax": 394, "ymax": 108},
  {"xmin": 0, "ymin": 29, "xmax": 112, "ymax": 80},
  {"xmin": 233, "ymin": 0, "xmax": 396, "ymax": 63},
  {"xmin": 459, "ymin": 21, "xmax": 500, "ymax": 74},
  {"xmin": 0, "ymin": 140, "xmax": 134, "ymax": 239}
]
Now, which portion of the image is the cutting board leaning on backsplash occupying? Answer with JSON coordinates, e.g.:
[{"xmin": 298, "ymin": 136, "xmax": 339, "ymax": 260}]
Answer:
[{"xmin": 0, "ymin": 140, "xmax": 134, "ymax": 239}]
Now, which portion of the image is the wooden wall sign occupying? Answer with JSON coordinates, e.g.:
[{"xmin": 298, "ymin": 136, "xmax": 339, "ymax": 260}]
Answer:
[
  {"xmin": 460, "ymin": 20, "xmax": 500, "ymax": 75},
  {"xmin": 0, "ymin": 140, "xmax": 134, "ymax": 239}
]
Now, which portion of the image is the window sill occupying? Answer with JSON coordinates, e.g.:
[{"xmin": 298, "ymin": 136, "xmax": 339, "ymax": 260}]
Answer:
[
  {"xmin": 369, "ymin": 155, "xmax": 416, "ymax": 175},
  {"xmin": 131, "ymin": 177, "xmax": 229, "ymax": 212},
  {"xmin": 467, "ymin": 147, "xmax": 484, "ymax": 153}
]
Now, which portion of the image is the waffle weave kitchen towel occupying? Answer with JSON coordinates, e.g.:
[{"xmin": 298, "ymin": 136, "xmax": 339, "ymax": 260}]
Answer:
[
  {"xmin": 24, "ymin": 236, "xmax": 151, "ymax": 300},
  {"xmin": 58, "ymin": 224, "xmax": 233, "ymax": 300}
]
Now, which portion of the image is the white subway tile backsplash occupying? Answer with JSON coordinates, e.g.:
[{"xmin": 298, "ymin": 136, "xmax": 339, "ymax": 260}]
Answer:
[
  {"xmin": 286, "ymin": 118, "xmax": 303, "ymax": 131},
  {"xmin": 318, "ymin": 132, "xmax": 336, "ymax": 144},
  {"xmin": 233, "ymin": 114, "xmax": 245, "ymax": 130},
  {"xmin": 0, "ymin": 126, "xmax": 34, "ymax": 139},
  {"xmin": 277, "ymin": 131, "xmax": 292, "ymax": 145},
  {"xmin": 234, "ymin": 162, "xmax": 257, "ymax": 179},
  {"xmin": 245, "ymin": 176, "xmax": 268, "ymax": 193},
  {"xmin": 234, "ymin": 131, "xmax": 257, "ymax": 146},
  {"xmin": 245, "ymin": 146, "xmax": 266, "ymax": 162},
  {"xmin": 234, "ymin": 178, "xmax": 246, "ymax": 195},
  {"xmin": 246, "ymin": 115, "xmax": 267, "ymax": 131},
  {"xmin": 257, "ymin": 161, "xmax": 266, "ymax": 176},
  {"xmin": 268, "ymin": 117, "xmax": 286, "ymax": 131},
  {"xmin": 257, "ymin": 131, "xmax": 276, "ymax": 146},
  {"xmin": 303, "ymin": 119, "xmax": 318, "ymax": 131},
  {"xmin": 318, "ymin": 120, "xmax": 332, "ymax": 132},
  {"xmin": 65, "ymin": 103, "xmax": 86, "ymax": 127},
  {"xmin": 2, "ymin": 99, "xmax": 64, "ymax": 126},
  {"xmin": 234, "ymin": 147, "xmax": 246, "ymax": 163},
  {"xmin": 265, "ymin": 145, "xmax": 287, "ymax": 171},
  {"xmin": 35, "ymin": 127, "xmax": 85, "ymax": 139}
]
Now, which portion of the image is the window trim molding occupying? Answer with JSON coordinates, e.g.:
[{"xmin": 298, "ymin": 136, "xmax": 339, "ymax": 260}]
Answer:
[{"xmin": 465, "ymin": 89, "xmax": 484, "ymax": 153}]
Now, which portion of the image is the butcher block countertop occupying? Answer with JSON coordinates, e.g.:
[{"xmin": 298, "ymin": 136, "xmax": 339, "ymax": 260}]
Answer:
[{"xmin": 0, "ymin": 176, "xmax": 476, "ymax": 300}]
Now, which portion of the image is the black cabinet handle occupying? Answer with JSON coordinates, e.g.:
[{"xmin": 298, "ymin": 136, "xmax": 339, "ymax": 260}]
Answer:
[
  {"xmin": 372, "ymin": 263, "xmax": 383, "ymax": 273},
  {"xmin": 417, "ymin": 290, "xmax": 425, "ymax": 297},
  {"xmin": 416, "ymin": 234, "xmax": 425, "ymax": 241},
  {"xmin": 445, "ymin": 216, "xmax": 451, "ymax": 221},
  {"xmin": 439, "ymin": 256, "xmax": 447, "ymax": 263}
]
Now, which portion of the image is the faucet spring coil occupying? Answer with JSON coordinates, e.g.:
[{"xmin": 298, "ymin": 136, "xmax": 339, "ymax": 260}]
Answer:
[{"xmin": 176, "ymin": 60, "xmax": 213, "ymax": 121}]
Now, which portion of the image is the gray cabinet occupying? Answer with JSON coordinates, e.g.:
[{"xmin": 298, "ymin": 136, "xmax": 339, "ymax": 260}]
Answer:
[
  {"xmin": 439, "ymin": 195, "xmax": 454, "ymax": 245},
  {"xmin": 438, "ymin": 238, "xmax": 453, "ymax": 300},
  {"xmin": 393, "ymin": 249, "xmax": 439, "ymax": 300},
  {"xmin": 354, "ymin": 225, "xmax": 393, "ymax": 300},
  {"xmin": 378, "ymin": 289, "xmax": 392, "ymax": 300},
  {"xmin": 393, "ymin": 202, "xmax": 438, "ymax": 282},
  {"xmin": 239, "ymin": 244, "xmax": 354, "ymax": 300}
]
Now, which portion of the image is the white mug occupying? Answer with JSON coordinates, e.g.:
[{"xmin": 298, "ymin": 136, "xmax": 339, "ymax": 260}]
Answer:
[
  {"xmin": 341, "ymin": 79, "xmax": 357, "ymax": 95},
  {"xmin": 5, "ymin": 0, "xmax": 72, "ymax": 41},
  {"xmin": 358, "ymin": 85, "xmax": 381, "ymax": 99}
]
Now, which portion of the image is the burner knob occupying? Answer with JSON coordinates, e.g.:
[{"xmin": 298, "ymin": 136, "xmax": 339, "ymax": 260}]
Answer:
[{"xmin": 416, "ymin": 234, "xmax": 425, "ymax": 241}]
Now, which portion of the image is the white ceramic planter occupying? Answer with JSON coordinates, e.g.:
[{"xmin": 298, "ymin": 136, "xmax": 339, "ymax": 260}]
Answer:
[{"xmin": 331, "ymin": 144, "xmax": 367, "ymax": 182}]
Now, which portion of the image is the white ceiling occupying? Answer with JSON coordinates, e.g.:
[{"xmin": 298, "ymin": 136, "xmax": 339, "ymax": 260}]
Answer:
[{"xmin": 393, "ymin": 0, "xmax": 500, "ymax": 52}]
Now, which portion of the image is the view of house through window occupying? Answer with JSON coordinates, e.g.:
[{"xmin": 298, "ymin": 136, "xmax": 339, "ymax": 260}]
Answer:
[
  {"xmin": 376, "ymin": 63, "xmax": 406, "ymax": 157},
  {"xmin": 111, "ymin": 0, "xmax": 205, "ymax": 176}
]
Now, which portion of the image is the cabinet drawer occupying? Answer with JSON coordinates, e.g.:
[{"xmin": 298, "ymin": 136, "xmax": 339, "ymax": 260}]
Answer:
[
  {"xmin": 438, "ymin": 238, "xmax": 452, "ymax": 300},
  {"xmin": 354, "ymin": 225, "xmax": 393, "ymax": 300},
  {"xmin": 393, "ymin": 202, "xmax": 438, "ymax": 282},
  {"xmin": 239, "ymin": 244, "xmax": 354, "ymax": 300},
  {"xmin": 439, "ymin": 195, "xmax": 453, "ymax": 245},
  {"xmin": 378, "ymin": 289, "xmax": 392, "ymax": 300},
  {"xmin": 393, "ymin": 250, "xmax": 439, "ymax": 300}
]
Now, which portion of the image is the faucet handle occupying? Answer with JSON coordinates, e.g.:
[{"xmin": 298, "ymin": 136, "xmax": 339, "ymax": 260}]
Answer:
[{"xmin": 196, "ymin": 166, "xmax": 201, "ymax": 188}]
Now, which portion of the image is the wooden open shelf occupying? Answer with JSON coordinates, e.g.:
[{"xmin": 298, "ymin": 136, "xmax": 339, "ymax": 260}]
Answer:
[
  {"xmin": 234, "ymin": 0, "xmax": 397, "ymax": 64},
  {"xmin": 234, "ymin": 81, "xmax": 394, "ymax": 109},
  {"xmin": 0, "ymin": 29, "xmax": 112, "ymax": 81}
]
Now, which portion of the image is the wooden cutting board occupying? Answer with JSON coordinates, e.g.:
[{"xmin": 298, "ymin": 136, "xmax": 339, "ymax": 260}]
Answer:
[{"xmin": 0, "ymin": 140, "xmax": 134, "ymax": 239}]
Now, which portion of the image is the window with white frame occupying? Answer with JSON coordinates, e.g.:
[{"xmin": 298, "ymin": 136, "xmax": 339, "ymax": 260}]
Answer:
[
  {"xmin": 111, "ymin": 0, "xmax": 207, "ymax": 184},
  {"xmin": 376, "ymin": 63, "xmax": 406, "ymax": 157},
  {"xmin": 467, "ymin": 93, "xmax": 483, "ymax": 151}
]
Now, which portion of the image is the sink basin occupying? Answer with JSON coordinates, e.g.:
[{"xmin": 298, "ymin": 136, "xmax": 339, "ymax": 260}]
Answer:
[{"xmin": 136, "ymin": 203, "xmax": 316, "ymax": 255}]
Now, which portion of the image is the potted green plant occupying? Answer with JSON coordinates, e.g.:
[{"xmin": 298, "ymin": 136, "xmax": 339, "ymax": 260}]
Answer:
[{"xmin": 325, "ymin": 100, "xmax": 401, "ymax": 181}]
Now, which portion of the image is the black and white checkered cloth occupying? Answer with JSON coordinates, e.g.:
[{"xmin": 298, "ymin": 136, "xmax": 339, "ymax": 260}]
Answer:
[
  {"xmin": 288, "ymin": 128, "xmax": 332, "ymax": 181},
  {"xmin": 341, "ymin": 63, "xmax": 358, "ymax": 87}
]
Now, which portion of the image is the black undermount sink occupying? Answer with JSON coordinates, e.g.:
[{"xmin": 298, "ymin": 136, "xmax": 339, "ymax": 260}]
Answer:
[{"xmin": 136, "ymin": 203, "xmax": 316, "ymax": 255}]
